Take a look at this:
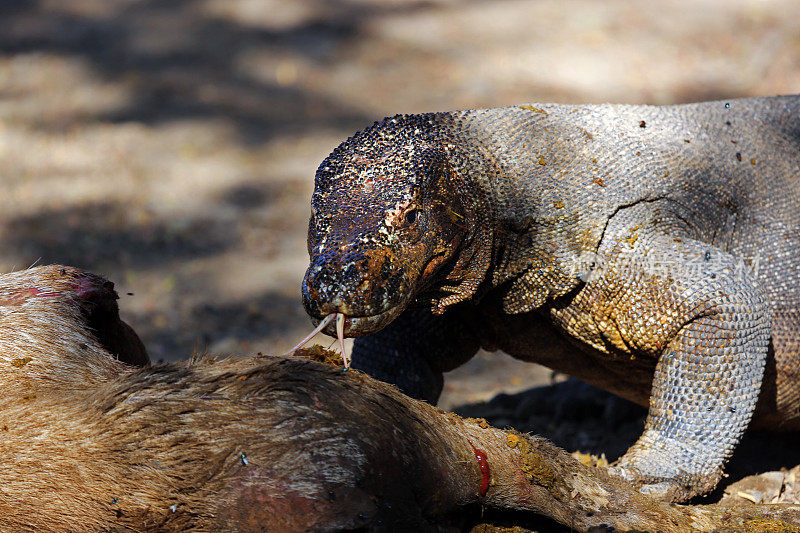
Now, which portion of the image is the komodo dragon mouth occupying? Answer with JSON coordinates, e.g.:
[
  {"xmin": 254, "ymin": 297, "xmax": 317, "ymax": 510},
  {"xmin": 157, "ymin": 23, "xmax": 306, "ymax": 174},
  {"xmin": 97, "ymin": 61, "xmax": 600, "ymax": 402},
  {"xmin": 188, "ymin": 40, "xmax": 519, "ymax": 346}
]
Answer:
[
  {"xmin": 281, "ymin": 306, "xmax": 402, "ymax": 369},
  {"xmin": 303, "ymin": 247, "xmax": 453, "ymax": 338},
  {"xmin": 318, "ymin": 306, "xmax": 402, "ymax": 338}
]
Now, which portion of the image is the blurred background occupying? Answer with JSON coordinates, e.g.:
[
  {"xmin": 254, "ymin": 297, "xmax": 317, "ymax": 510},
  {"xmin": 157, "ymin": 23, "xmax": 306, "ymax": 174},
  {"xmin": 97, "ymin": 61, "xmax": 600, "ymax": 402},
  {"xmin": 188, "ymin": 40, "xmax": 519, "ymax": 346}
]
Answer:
[{"xmin": 1, "ymin": 0, "xmax": 799, "ymax": 409}]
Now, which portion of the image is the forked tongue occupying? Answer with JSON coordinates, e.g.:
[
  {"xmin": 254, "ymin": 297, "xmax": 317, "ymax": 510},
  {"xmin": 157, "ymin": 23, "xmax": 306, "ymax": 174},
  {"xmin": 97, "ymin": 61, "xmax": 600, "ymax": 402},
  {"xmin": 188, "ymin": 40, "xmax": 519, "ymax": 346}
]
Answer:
[
  {"xmin": 280, "ymin": 314, "xmax": 334, "ymax": 357},
  {"xmin": 281, "ymin": 312, "xmax": 351, "ymax": 369},
  {"xmin": 336, "ymin": 312, "xmax": 349, "ymax": 369}
]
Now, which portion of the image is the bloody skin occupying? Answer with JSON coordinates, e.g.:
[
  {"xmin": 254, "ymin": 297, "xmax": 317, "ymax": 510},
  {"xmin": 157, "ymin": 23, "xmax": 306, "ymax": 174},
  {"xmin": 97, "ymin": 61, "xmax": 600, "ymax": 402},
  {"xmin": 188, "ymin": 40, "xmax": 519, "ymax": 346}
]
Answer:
[{"xmin": 467, "ymin": 439, "xmax": 491, "ymax": 497}]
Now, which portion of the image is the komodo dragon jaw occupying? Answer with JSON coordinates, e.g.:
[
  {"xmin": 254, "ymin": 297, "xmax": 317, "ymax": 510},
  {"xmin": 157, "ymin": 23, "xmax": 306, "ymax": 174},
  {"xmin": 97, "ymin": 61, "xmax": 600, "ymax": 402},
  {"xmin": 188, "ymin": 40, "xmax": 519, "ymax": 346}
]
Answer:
[{"xmin": 301, "ymin": 114, "xmax": 481, "ymax": 337}]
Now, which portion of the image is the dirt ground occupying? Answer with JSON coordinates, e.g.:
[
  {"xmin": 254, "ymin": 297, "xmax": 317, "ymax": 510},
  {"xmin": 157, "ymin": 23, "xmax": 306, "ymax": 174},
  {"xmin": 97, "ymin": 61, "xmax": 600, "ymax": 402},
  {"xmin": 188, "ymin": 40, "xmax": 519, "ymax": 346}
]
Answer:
[{"xmin": 1, "ymin": 0, "xmax": 799, "ymax": 418}]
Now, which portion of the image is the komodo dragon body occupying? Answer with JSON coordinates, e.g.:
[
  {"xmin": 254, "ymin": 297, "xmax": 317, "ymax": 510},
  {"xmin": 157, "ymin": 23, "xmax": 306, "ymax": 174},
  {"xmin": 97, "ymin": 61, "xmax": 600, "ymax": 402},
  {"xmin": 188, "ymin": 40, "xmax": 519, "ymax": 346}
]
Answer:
[{"xmin": 301, "ymin": 95, "xmax": 800, "ymax": 501}]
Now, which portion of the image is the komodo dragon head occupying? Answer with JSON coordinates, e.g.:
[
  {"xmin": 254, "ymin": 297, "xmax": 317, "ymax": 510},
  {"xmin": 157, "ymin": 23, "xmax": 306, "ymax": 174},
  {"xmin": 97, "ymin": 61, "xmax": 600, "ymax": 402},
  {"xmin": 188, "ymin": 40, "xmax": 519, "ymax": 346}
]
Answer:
[{"xmin": 302, "ymin": 114, "xmax": 493, "ymax": 337}]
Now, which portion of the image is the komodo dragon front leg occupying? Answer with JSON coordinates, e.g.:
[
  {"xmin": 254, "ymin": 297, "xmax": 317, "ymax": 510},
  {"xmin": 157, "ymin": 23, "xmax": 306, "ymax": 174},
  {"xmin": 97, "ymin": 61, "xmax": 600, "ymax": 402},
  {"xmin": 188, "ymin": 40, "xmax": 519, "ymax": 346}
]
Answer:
[{"xmin": 552, "ymin": 204, "xmax": 771, "ymax": 500}]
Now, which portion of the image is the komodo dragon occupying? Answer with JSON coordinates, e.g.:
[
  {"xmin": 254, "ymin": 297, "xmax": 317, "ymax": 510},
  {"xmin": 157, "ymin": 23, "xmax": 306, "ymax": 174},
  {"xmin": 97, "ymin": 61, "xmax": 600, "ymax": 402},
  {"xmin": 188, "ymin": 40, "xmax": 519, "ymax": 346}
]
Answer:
[{"xmin": 300, "ymin": 95, "xmax": 800, "ymax": 502}]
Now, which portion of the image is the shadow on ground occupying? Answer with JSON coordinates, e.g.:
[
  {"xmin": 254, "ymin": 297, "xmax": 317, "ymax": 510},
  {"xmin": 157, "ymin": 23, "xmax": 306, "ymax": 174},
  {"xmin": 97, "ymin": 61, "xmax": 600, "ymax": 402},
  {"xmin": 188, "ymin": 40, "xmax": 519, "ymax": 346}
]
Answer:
[
  {"xmin": 4, "ymin": 201, "xmax": 237, "ymax": 271},
  {"xmin": 0, "ymin": 0, "xmax": 436, "ymax": 142}
]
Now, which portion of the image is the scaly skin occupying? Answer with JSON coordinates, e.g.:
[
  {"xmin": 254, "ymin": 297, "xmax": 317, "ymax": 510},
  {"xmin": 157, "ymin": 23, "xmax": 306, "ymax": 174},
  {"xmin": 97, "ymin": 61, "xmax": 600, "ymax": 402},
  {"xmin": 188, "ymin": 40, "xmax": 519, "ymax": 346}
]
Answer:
[{"xmin": 301, "ymin": 95, "xmax": 800, "ymax": 502}]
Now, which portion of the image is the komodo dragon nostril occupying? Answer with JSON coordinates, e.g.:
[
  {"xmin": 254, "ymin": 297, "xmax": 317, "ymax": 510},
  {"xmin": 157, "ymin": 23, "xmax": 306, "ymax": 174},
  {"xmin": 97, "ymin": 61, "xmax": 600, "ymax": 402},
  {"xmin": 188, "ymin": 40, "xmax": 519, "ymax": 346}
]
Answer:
[{"xmin": 343, "ymin": 263, "xmax": 358, "ymax": 282}]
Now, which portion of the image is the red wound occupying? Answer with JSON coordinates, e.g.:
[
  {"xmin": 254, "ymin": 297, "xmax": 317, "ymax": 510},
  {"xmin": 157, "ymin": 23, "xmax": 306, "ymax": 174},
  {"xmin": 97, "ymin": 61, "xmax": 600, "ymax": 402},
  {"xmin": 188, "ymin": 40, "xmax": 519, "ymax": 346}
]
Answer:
[
  {"xmin": 467, "ymin": 440, "xmax": 490, "ymax": 496},
  {"xmin": 0, "ymin": 288, "xmax": 60, "ymax": 307}
]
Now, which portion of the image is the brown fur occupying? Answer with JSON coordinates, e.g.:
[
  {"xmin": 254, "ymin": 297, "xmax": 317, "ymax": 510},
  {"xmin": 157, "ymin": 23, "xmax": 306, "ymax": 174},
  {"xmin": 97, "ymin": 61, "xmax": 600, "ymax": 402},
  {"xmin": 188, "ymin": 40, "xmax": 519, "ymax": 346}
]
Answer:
[
  {"xmin": 4, "ymin": 266, "xmax": 799, "ymax": 532},
  {"xmin": 0, "ymin": 266, "xmax": 485, "ymax": 531}
]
